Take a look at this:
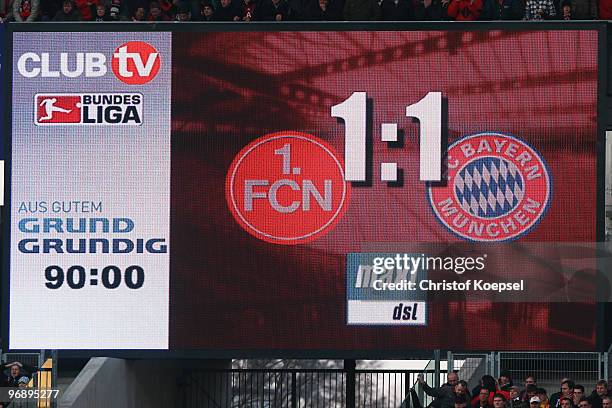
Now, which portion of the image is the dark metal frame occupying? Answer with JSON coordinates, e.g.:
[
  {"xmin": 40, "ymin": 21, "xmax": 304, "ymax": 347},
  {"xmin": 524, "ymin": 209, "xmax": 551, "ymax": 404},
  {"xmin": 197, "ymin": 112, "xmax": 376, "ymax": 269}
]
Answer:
[
  {"xmin": 1, "ymin": 21, "xmax": 608, "ymax": 358},
  {"xmin": 179, "ymin": 367, "xmax": 438, "ymax": 408}
]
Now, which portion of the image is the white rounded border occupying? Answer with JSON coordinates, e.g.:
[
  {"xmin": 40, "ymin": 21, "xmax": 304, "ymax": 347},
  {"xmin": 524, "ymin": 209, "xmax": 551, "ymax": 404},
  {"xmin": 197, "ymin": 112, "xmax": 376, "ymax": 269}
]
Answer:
[
  {"xmin": 428, "ymin": 132, "xmax": 552, "ymax": 242},
  {"xmin": 229, "ymin": 134, "xmax": 348, "ymax": 242}
]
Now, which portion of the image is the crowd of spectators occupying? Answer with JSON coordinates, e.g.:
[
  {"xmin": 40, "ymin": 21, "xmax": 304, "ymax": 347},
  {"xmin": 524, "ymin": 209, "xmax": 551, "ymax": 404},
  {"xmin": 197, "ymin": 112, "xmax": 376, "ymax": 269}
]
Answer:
[
  {"xmin": 407, "ymin": 371, "xmax": 612, "ymax": 408},
  {"xmin": 0, "ymin": 361, "xmax": 36, "ymax": 408},
  {"xmin": 0, "ymin": 0, "xmax": 610, "ymax": 23}
]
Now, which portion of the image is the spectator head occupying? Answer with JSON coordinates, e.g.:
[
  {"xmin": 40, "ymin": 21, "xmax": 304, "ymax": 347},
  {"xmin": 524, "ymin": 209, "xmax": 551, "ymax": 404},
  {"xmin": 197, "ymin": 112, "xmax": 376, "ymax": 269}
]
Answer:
[
  {"xmin": 9, "ymin": 364, "xmax": 19, "ymax": 378},
  {"xmin": 220, "ymin": 0, "xmax": 231, "ymax": 8},
  {"xmin": 493, "ymin": 394, "xmax": 507, "ymax": 408},
  {"xmin": 561, "ymin": 380, "xmax": 576, "ymax": 397},
  {"xmin": 455, "ymin": 394, "xmax": 469, "ymax": 408},
  {"xmin": 530, "ymin": 396, "xmax": 541, "ymax": 408},
  {"xmin": 602, "ymin": 397, "xmax": 611, "ymax": 408},
  {"xmin": 573, "ymin": 385, "xmax": 585, "ymax": 404},
  {"xmin": 537, "ymin": 388, "xmax": 548, "ymax": 403},
  {"xmin": 62, "ymin": 0, "xmax": 74, "ymax": 14},
  {"xmin": 560, "ymin": 397, "xmax": 573, "ymax": 408},
  {"xmin": 176, "ymin": 3, "xmax": 190, "ymax": 20},
  {"xmin": 96, "ymin": 4, "xmax": 107, "ymax": 17},
  {"xmin": 149, "ymin": 1, "xmax": 161, "ymax": 18},
  {"xmin": 526, "ymin": 385, "xmax": 539, "ymax": 399},
  {"xmin": 596, "ymin": 380, "xmax": 608, "ymax": 398},
  {"xmin": 509, "ymin": 386, "xmax": 521, "ymax": 400},
  {"xmin": 578, "ymin": 398, "xmax": 592, "ymax": 408},
  {"xmin": 133, "ymin": 6, "xmax": 146, "ymax": 20},
  {"xmin": 480, "ymin": 388, "xmax": 491, "ymax": 403},
  {"xmin": 110, "ymin": 0, "xmax": 121, "ymax": 19},
  {"xmin": 482, "ymin": 375, "xmax": 497, "ymax": 393},
  {"xmin": 447, "ymin": 372, "xmax": 459, "ymax": 386},
  {"xmin": 455, "ymin": 381, "xmax": 468, "ymax": 396},
  {"xmin": 200, "ymin": 1, "xmax": 213, "ymax": 16},
  {"xmin": 525, "ymin": 376, "xmax": 537, "ymax": 387},
  {"xmin": 499, "ymin": 371, "xmax": 512, "ymax": 386}
]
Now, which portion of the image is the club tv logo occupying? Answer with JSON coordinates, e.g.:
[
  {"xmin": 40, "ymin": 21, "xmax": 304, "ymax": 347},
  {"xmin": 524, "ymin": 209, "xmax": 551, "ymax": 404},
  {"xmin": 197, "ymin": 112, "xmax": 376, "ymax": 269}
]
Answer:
[
  {"xmin": 17, "ymin": 41, "xmax": 160, "ymax": 85},
  {"xmin": 111, "ymin": 42, "xmax": 160, "ymax": 85},
  {"xmin": 34, "ymin": 93, "xmax": 143, "ymax": 126},
  {"xmin": 427, "ymin": 132, "xmax": 551, "ymax": 242}
]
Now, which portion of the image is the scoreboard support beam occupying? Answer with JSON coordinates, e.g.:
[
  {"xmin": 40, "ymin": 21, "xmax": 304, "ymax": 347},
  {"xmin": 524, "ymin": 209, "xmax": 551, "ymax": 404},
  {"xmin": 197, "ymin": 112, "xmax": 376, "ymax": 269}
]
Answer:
[
  {"xmin": 344, "ymin": 359, "xmax": 356, "ymax": 408},
  {"xmin": 434, "ymin": 350, "xmax": 441, "ymax": 387}
]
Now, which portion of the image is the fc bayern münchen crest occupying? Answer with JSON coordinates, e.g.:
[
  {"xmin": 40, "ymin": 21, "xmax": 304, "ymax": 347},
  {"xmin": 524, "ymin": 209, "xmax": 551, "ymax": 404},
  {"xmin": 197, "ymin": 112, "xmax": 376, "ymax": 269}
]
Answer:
[{"xmin": 427, "ymin": 132, "xmax": 552, "ymax": 242}]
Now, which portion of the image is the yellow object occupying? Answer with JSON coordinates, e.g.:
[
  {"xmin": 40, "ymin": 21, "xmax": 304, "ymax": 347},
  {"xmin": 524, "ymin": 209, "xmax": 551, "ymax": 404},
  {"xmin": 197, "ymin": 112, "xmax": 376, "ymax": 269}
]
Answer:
[{"xmin": 34, "ymin": 358, "xmax": 53, "ymax": 408}]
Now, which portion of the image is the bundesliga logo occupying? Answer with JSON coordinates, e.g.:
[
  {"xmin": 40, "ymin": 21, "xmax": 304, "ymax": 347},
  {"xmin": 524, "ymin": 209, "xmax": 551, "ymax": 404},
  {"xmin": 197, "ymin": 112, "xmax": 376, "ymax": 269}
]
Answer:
[
  {"xmin": 427, "ymin": 132, "xmax": 552, "ymax": 242},
  {"xmin": 34, "ymin": 93, "xmax": 143, "ymax": 126}
]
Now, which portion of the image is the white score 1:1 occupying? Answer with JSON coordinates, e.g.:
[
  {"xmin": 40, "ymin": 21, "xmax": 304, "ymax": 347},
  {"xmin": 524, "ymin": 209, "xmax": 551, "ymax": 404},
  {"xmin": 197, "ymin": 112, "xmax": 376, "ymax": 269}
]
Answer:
[{"xmin": 331, "ymin": 91, "xmax": 442, "ymax": 182}]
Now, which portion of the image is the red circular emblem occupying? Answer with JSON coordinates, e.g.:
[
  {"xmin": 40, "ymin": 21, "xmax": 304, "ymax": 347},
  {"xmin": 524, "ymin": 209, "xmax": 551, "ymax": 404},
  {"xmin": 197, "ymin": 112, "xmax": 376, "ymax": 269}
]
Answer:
[
  {"xmin": 427, "ymin": 132, "xmax": 552, "ymax": 242},
  {"xmin": 111, "ymin": 41, "xmax": 160, "ymax": 85},
  {"xmin": 226, "ymin": 131, "xmax": 350, "ymax": 245}
]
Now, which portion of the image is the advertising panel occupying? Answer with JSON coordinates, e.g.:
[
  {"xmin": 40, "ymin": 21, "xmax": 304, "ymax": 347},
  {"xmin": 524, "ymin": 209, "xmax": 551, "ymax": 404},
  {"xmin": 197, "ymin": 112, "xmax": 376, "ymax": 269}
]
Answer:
[{"xmin": 10, "ymin": 32, "xmax": 171, "ymax": 349}]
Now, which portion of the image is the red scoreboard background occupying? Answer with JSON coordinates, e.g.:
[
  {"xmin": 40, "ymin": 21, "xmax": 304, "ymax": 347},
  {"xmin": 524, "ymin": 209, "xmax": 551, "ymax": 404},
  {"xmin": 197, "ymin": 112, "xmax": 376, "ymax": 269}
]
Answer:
[{"xmin": 169, "ymin": 29, "xmax": 600, "ymax": 353}]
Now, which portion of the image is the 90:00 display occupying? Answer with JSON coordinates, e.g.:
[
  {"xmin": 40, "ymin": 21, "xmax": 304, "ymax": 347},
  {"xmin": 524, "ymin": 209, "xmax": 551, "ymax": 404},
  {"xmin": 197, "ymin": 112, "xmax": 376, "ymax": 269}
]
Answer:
[{"xmin": 44, "ymin": 265, "xmax": 144, "ymax": 289}]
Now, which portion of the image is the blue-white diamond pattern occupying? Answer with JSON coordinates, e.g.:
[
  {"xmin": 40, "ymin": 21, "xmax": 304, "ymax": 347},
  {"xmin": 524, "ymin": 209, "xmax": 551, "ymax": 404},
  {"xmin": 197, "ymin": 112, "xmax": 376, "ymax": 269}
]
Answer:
[{"xmin": 454, "ymin": 157, "xmax": 524, "ymax": 218}]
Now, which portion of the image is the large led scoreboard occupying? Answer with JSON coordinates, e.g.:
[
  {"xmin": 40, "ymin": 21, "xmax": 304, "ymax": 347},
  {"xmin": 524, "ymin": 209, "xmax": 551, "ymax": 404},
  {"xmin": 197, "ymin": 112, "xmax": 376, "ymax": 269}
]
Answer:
[{"xmin": 2, "ymin": 23, "xmax": 607, "ymax": 355}]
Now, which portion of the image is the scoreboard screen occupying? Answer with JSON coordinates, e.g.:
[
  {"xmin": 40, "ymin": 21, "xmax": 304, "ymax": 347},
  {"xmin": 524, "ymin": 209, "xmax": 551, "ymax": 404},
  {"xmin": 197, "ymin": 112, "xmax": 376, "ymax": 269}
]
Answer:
[{"xmin": 5, "ymin": 25, "xmax": 605, "ymax": 354}]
